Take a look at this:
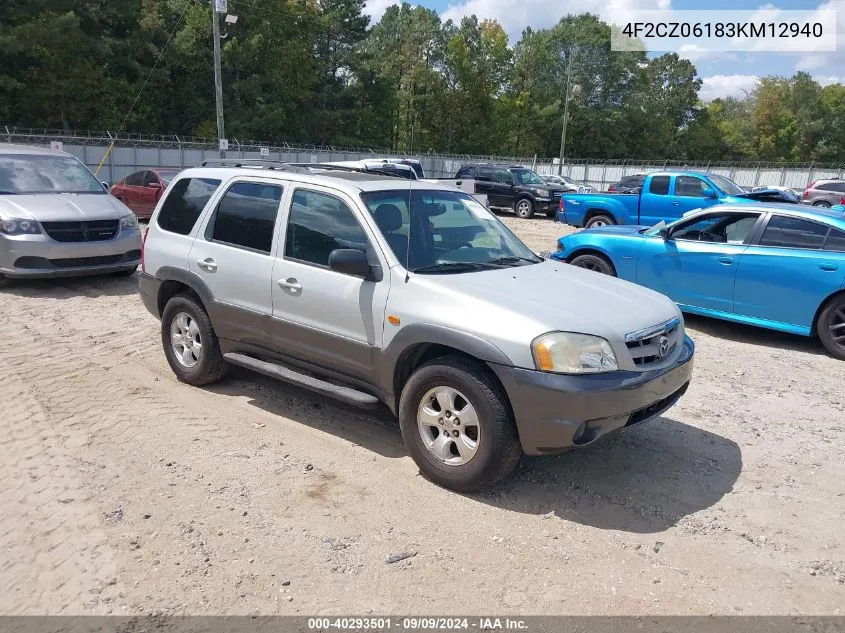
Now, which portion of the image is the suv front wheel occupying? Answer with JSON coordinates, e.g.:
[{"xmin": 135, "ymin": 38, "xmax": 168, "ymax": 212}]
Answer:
[
  {"xmin": 161, "ymin": 294, "xmax": 229, "ymax": 385},
  {"xmin": 399, "ymin": 356, "xmax": 521, "ymax": 491},
  {"xmin": 515, "ymin": 198, "xmax": 535, "ymax": 219}
]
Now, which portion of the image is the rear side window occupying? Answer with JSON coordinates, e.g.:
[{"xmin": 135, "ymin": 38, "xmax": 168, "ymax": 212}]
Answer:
[
  {"xmin": 284, "ymin": 189, "xmax": 368, "ymax": 267},
  {"xmin": 817, "ymin": 182, "xmax": 845, "ymax": 192},
  {"xmin": 823, "ymin": 228, "xmax": 845, "ymax": 252},
  {"xmin": 649, "ymin": 176, "xmax": 671, "ymax": 196},
  {"xmin": 456, "ymin": 166, "xmax": 474, "ymax": 178},
  {"xmin": 143, "ymin": 171, "xmax": 159, "ymax": 186},
  {"xmin": 759, "ymin": 216, "xmax": 829, "ymax": 250},
  {"xmin": 476, "ymin": 167, "xmax": 494, "ymax": 182},
  {"xmin": 156, "ymin": 177, "xmax": 221, "ymax": 235},
  {"xmin": 207, "ymin": 182, "xmax": 283, "ymax": 253},
  {"xmin": 125, "ymin": 171, "xmax": 143, "ymax": 186}
]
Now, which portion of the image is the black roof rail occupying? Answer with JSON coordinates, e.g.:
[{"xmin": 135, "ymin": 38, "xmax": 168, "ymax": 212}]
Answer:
[
  {"xmin": 197, "ymin": 159, "xmax": 309, "ymax": 172},
  {"xmin": 289, "ymin": 162, "xmax": 414, "ymax": 180}
]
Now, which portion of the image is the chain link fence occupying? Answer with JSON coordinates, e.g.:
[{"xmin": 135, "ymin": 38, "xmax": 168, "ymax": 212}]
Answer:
[{"xmin": 4, "ymin": 126, "xmax": 844, "ymax": 191}]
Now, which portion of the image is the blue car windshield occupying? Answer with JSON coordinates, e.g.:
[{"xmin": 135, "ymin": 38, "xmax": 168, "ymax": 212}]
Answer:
[{"xmin": 708, "ymin": 174, "xmax": 744, "ymax": 196}]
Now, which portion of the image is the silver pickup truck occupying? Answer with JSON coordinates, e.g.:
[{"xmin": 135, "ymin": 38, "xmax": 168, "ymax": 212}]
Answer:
[{"xmin": 138, "ymin": 161, "xmax": 695, "ymax": 491}]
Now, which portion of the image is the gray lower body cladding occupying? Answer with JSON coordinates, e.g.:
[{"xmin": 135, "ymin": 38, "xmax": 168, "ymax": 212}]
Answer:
[{"xmin": 490, "ymin": 336, "xmax": 695, "ymax": 455}]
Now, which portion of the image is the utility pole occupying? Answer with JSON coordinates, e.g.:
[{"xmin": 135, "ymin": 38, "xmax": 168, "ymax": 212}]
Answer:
[
  {"xmin": 558, "ymin": 53, "xmax": 573, "ymax": 176},
  {"xmin": 212, "ymin": 0, "xmax": 226, "ymax": 158}
]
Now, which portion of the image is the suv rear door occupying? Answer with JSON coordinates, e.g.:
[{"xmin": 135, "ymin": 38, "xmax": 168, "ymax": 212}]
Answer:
[
  {"xmin": 188, "ymin": 178, "xmax": 286, "ymax": 348},
  {"xmin": 269, "ymin": 184, "xmax": 390, "ymax": 381}
]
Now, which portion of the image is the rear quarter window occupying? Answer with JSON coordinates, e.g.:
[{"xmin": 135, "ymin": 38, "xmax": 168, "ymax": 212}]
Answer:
[
  {"xmin": 156, "ymin": 177, "xmax": 222, "ymax": 235},
  {"xmin": 648, "ymin": 176, "xmax": 671, "ymax": 196}
]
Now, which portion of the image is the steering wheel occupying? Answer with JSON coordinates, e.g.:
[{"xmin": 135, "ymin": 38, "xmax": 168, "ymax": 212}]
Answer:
[{"xmin": 699, "ymin": 230, "xmax": 725, "ymax": 243}]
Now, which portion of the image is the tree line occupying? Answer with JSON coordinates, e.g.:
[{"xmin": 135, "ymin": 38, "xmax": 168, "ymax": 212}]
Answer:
[{"xmin": 2, "ymin": 0, "xmax": 844, "ymax": 163}]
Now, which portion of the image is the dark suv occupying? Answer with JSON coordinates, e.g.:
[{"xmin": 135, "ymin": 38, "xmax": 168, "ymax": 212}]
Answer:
[{"xmin": 455, "ymin": 164, "xmax": 567, "ymax": 219}]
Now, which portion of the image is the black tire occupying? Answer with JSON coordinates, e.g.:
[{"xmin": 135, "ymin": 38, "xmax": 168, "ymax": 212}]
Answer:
[
  {"xmin": 584, "ymin": 214, "xmax": 615, "ymax": 229},
  {"xmin": 161, "ymin": 294, "xmax": 229, "ymax": 385},
  {"xmin": 813, "ymin": 200, "xmax": 832, "ymax": 208},
  {"xmin": 514, "ymin": 198, "xmax": 534, "ymax": 219},
  {"xmin": 398, "ymin": 356, "xmax": 521, "ymax": 492},
  {"xmin": 112, "ymin": 266, "xmax": 137, "ymax": 277},
  {"xmin": 569, "ymin": 253, "xmax": 616, "ymax": 276},
  {"xmin": 817, "ymin": 295, "xmax": 845, "ymax": 360},
  {"xmin": 0, "ymin": 274, "xmax": 9, "ymax": 288}
]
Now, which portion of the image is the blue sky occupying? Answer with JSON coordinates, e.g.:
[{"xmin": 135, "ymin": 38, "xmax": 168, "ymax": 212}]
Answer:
[{"xmin": 364, "ymin": 0, "xmax": 843, "ymax": 100}]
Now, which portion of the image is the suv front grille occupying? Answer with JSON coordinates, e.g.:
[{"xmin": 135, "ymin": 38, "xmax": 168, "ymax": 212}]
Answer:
[
  {"xmin": 41, "ymin": 220, "xmax": 119, "ymax": 242},
  {"xmin": 625, "ymin": 317, "xmax": 682, "ymax": 367}
]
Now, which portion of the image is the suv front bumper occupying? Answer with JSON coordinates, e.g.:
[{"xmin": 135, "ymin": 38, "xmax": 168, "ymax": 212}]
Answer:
[{"xmin": 490, "ymin": 335, "xmax": 694, "ymax": 455}]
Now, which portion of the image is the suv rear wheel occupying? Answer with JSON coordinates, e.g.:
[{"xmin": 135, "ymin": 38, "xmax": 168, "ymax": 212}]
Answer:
[
  {"xmin": 813, "ymin": 200, "xmax": 832, "ymax": 208},
  {"xmin": 515, "ymin": 198, "xmax": 534, "ymax": 219},
  {"xmin": 161, "ymin": 294, "xmax": 229, "ymax": 385},
  {"xmin": 399, "ymin": 356, "xmax": 521, "ymax": 491}
]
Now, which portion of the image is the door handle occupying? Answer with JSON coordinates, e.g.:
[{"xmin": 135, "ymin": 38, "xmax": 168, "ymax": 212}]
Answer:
[
  {"xmin": 278, "ymin": 278, "xmax": 302, "ymax": 293},
  {"xmin": 819, "ymin": 264, "xmax": 838, "ymax": 272},
  {"xmin": 672, "ymin": 201, "xmax": 681, "ymax": 206},
  {"xmin": 718, "ymin": 256, "xmax": 734, "ymax": 265},
  {"xmin": 196, "ymin": 258, "xmax": 217, "ymax": 272}
]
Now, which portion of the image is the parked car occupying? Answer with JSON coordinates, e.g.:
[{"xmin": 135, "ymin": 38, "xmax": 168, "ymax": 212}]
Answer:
[
  {"xmin": 607, "ymin": 174, "xmax": 647, "ymax": 193},
  {"xmin": 139, "ymin": 160, "xmax": 694, "ymax": 491},
  {"xmin": 801, "ymin": 178, "xmax": 845, "ymax": 208},
  {"xmin": 559, "ymin": 171, "xmax": 800, "ymax": 229},
  {"xmin": 541, "ymin": 174, "xmax": 588, "ymax": 192},
  {"xmin": 454, "ymin": 163, "xmax": 570, "ymax": 218},
  {"xmin": 0, "ymin": 143, "xmax": 142, "ymax": 286},
  {"xmin": 745, "ymin": 187, "xmax": 801, "ymax": 204},
  {"xmin": 110, "ymin": 168, "xmax": 183, "ymax": 219},
  {"xmin": 551, "ymin": 204, "xmax": 845, "ymax": 359}
]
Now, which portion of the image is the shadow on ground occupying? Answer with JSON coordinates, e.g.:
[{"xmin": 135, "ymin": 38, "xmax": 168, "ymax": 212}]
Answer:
[
  {"xmin": 207, "ymin": 368, "xmax": 741, "ymax": 533},
  {"xmin": 685, "ymin": 313, "xmax": 823, "ymax": 356},
  {"xmin": 0, "ymin": 270, "xmax": 139, "ymax": 299}
]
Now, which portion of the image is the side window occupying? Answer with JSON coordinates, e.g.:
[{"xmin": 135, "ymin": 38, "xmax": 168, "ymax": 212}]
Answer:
[
  {"xmin": 207, "ymin": 182, "xmax": 283, "ymax": 253},
  {"xmin": 493, "ymin": 170, "xmax": 513, "ymax": 184},
  {"xmin": 156, "ymin": 177, "xmax": 222, "ymax": 235},
  {"xmin": 456, "ymin": 166, "xmax": 473, "ymax": 178},
  {"xmin": 125, "ymin": 171, "xmax": 143, "ymax": 186},
  {"xmin": 817, "ymin": 182, "xmax": 845, "ymax": 192},
  {"xmin": 648, "ymin": 176, "xmax": 671, "ymax": 196},
  {"xmin": 142, "ymin": 171, "xmax": 159, "ymax": 186},
  {"xmin": 476, "ymin": 168, "xmax": 494, "ymax": 182},
  {"xmin": 673, "ymin": 213, "xmax": 759, "ymax": 243},
  {"xmin": 824, "ymin": 228, "xmax": 845, "ymax": 252},
  {"xmin": 284, "ymin": 189, "xmax": 368, "ymax": 267},
  {"xmin": 759, "ymin": 216, "xmax": 829, "ymax": 250},
  {"xmin": 675, "ymin": 176, "xmax": 707, "ymax": 197}
]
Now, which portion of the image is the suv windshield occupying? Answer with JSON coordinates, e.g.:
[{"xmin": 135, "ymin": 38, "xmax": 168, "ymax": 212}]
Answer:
[
  {"xmin": 0, "ymin": 154, "xmax": 106, "ymax": 194},
  {"xmin": 708, "ymin": 174, "xmax": 743, "ymax": 196},
  {"xmin": 510, "ymin": 169, "xmax": 546, "ymax": 185},
  {"xmin": 360, "ymin": 189, "xmax": 541, "ymax": 273}
]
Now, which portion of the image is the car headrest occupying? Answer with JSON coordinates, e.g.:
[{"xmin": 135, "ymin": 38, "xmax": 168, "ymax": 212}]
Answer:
[
  {"xmin": 420, "ymin": 202, "xmax": 446, "ymax": 217},
  {"xmin": 374, "ymin": 204, "xmax": 403, "ymax": 232}
]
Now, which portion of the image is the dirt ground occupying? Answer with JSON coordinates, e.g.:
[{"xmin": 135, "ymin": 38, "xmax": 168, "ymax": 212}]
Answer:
[{"xmin": 1, "ymin": 214, "xmax": 844, "ymax": 616}]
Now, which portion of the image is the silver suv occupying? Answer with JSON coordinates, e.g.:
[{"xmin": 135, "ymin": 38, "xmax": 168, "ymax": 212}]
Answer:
[
  {"xmin": 802, "ymin": 178, "xmax": 845, "ymax": 207},
  {"xmin": 138, "ymin": 161, "xmax": 694, "ymax": 491},
  {"xmin": 0, "ymin": 144, "xmax": 142, "ymax": 285}
]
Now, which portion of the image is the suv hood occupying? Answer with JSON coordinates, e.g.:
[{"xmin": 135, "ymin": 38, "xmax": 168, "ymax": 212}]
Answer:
[
  {"xmin": 0, "ymin": 193, "xmax": 130, "ymax": 221},
  {"xmin": 411, "ymin": 260, "xmax": 680, "ymax": 345}
]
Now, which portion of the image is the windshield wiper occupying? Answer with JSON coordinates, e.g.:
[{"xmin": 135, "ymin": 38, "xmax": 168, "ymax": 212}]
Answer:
[
  {"xmin": 486, "ymin": 255, "xmax": 540, "ymax": 266},
  {"xmin": 411, "ymin": 262, "xmax": 502, "ymax": 274}
]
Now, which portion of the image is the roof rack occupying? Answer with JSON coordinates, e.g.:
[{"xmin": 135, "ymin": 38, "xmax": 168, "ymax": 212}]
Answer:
[
  {"xmin": 289, "ymin": 162, "xmax": 414, "ymax": 180},
  {"xmin": 198, "ymin": 159, "xmax": 309, "ymax": 173}
]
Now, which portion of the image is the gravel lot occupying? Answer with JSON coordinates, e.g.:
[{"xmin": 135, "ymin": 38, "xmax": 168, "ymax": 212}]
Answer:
[{"xmin": 1, "ymin": 214, "xmax": 844, "ymax": 615}]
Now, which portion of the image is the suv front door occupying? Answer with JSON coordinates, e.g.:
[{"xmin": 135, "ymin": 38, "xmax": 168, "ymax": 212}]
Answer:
[
  {"xmin": 188, "ymin": 178, "xmax": 286, "ymax": 348},
  {"xmin": 270, "ymin": 185, "xmax": 389, "ymax": 382}
]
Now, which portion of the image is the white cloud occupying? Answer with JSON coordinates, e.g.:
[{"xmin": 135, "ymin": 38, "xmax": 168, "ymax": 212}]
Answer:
[
  {"xmin": 699, "ymin": 74, "xmax": 760, "ymax": 101},
  {"xmin": 441, "ymin": 0, "xmax": 670, "ymax": 42},
  {"xmin": 364, "ymin": 0, "xmax": 399, "ymax": 21},
  {"xmin": 816, "ymin": 75, "xmax": 845, "ymax": 86}
]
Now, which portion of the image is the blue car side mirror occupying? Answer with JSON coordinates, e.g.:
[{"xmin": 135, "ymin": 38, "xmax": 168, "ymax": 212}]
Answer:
[{"xmin": 702, "ymin": 188, "xmax": 718, "ymax": 199}]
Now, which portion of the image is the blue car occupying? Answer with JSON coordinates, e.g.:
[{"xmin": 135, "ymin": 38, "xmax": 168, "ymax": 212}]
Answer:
[{"xmin": 551, "ymin": 204, "xmax": 845, "ymax": 359}]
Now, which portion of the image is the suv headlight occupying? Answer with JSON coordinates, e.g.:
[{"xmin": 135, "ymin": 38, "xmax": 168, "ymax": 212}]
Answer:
[
  {"xmin": 532, "ymin": 332, "xmax": 618, "ymax": 374},
  {"xmin": 0, "ymin": 217, "xmax": 41, "ymax": 235},
  {"xmin": 119, "ymin": 213, "xmax": 140, "ymax": 231},
  {"xmin": 534, "ymin": 188, "xmax": 551, "ymax": 197}
]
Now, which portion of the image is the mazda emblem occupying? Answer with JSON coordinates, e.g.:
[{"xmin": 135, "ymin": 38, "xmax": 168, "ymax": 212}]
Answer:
[{"xmin": 657, "ymin": 335, "xmax": 670, "ymax": 358}]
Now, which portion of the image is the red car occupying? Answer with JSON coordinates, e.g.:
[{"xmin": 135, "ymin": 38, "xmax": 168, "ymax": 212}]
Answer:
[{"xmin": 110, "ymin": 168, "xmax": 182, "ymax": 219}]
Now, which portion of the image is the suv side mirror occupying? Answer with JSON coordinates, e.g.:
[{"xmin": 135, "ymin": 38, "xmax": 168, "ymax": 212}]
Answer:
[
  {"xmin": 329, "ymin": 248, "xmax": 371, "ymax": 278},
  {"xmin": 702, "ymin": 187, "xmax": 718, "ymax": 199}
]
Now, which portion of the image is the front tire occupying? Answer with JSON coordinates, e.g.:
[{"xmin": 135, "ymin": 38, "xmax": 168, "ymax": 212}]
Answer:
[
  {"xmin": 515, "ymin": 198, "xmax": 535, "ymax": 219},
  {"xmin": 399, "ymin": 356, "xmax": 521, "ymax": 492},
  {"xmin": 161, "ymin": 294, "xmax": 229, "ymax": 385},
  {"xmin": 817, "ymin": 295, "xmax": 845, "ymax": 360},
  {"xmin": 584, "ymin": 214, "xmax": 615, "ymax": 229},
  {"xmin": 569, "ymin": 253, "xmax": 616, "ymax": 276}
]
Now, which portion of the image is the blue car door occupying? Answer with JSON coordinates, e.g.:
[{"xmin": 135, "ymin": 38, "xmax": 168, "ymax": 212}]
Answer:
[
  {"xmin": 733, "ymin": 215, "xmax": 845, "ymax": 334},
  {"xmin": 637, "ymin": 175, "xmax": 673, "ymax": 226},
  {"xmin": 636, "ymin": 210, "xmax": 764, "ymax": 313},
  {"xmin": 669, "ymin": 175, "xmax": 721, "ymax": 220}
]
